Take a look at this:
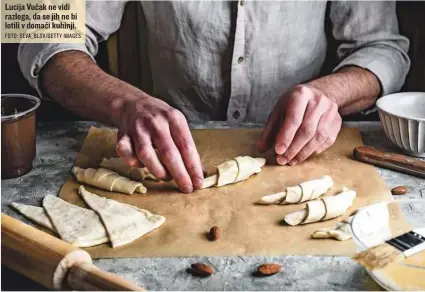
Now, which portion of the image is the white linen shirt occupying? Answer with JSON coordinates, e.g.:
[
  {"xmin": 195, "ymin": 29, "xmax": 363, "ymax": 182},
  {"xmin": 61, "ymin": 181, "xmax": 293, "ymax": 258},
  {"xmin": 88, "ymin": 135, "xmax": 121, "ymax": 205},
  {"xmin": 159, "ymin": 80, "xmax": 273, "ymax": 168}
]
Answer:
[{"xmin": 18, "ymin": 1, "xmax": 410, "ymax": 122}]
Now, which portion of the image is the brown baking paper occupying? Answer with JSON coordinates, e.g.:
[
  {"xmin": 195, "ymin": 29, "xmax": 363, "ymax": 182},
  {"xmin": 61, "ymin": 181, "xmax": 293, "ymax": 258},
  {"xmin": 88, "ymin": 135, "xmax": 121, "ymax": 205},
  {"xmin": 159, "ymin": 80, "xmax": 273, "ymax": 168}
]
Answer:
[{"xmin": 59, "ymin": 127, "xmax": 404, "ymax": 258}]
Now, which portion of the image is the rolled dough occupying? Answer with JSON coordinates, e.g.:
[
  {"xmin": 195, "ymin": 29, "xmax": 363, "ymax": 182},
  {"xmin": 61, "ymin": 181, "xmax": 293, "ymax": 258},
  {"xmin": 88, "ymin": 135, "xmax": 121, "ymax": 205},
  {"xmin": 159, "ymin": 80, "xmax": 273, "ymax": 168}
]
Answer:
[
  {"xmin": 258, "ymin": 175, "xmax": 333, "ymax": 205},
  {"xmin": 311, "ymin": 217, "xmax": 353, "ymax": 241},
  {"xmin": 284, "ymin": 187, "xmax": 356, "ymax": 226},
  {"xmin": 100, "ymin": 157, "xmax": 157, "ymax": 181},
  {"xmin": 72, "ymin": 166, "xmax": 147, "ymax": 194},
  {"xmin": 202, "ymin": 156, "xmax": 266, "ymax": 189}
]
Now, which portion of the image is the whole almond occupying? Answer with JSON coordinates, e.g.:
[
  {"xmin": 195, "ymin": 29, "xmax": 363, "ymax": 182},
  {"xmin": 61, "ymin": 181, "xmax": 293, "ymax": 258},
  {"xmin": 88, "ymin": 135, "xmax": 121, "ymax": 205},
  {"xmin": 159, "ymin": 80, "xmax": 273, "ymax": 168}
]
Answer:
[
  {"xmin": 257, "ymin": 263, "xmax": 281, "ymax": 276},
  {"xmin": 391, "ymin": 186, "xmax": 408, "ymax": 195},
  {"xmin": 190, "ymin": 263, "xmax": 214, "ymax": 277},
  {"xmin": 208, "ymin": 226, "xmax": 222, "ymax": 241}
]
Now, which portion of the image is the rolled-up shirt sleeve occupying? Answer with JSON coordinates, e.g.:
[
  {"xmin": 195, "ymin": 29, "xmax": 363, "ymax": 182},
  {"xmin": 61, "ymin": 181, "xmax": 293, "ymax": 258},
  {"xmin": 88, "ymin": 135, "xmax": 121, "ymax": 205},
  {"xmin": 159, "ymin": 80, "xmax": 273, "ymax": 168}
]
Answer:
[
  {"xmin": 18, "ymin": 1, "xmax": 128, "ymax": 97},
  {"xmin": 331, "ymin": 1, "xmax": 410, "ymax": 97}
]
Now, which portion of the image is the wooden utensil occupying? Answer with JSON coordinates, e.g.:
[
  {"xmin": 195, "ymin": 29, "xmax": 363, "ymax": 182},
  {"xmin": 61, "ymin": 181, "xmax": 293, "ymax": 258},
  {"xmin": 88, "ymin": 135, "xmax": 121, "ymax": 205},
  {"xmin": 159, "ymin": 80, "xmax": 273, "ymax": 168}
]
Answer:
[
  {"xmin": 1, "ymin": 213, "xmax": 144, "ymax": 291},
  {"xmin": 353, "ymin": 146, "xmax": 425, "ymax": 178}
]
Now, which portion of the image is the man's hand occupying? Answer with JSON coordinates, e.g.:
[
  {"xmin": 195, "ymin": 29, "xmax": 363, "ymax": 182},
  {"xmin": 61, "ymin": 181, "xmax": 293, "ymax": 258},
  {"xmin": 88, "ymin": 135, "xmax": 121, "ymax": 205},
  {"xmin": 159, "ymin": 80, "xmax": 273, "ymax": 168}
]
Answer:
[
  {"xmin": 40, "ymin": 51, "xmax": 204, "ymax": 193},
  {"xmin": 258, "ymin": 84, "xmax": 342, "ymax": 165},
  {"xmin": 115, "ymin": 96, "xmax": 204, "ymax": 193}
]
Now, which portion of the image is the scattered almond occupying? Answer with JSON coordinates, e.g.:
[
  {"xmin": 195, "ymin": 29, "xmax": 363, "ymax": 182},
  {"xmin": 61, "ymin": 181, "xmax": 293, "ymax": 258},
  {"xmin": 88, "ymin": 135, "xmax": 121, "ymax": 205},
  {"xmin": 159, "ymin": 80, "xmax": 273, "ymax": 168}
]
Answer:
[
  {"xmin": 190, "ymin": 263, "xmax": 214, "ymax": 277},
  {"xmin": 208, "ymin": 226, "xmax": 222, "ymax": 241},
  {"xmin": 257, "ymin": 263, "xmax": 281, "ymax": 276},
  {"xmin": 391, "ymin": 186, "xmax": 408, "ymax": 195}
]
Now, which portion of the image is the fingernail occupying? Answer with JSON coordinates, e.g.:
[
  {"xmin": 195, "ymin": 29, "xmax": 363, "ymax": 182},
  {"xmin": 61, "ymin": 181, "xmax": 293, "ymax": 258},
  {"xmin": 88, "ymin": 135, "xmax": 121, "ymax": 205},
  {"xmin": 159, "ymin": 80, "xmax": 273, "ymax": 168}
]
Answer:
[
  {"xmin": 289, "ymin": 159, "xmax": 298, "ymax": 166},
  {"xmin": 277, "ymin": 156, "xmax": 288, "ymax": 165},
  {"xmin": 275, "ymin": 144, "xmax": 287, "ymax": 155},
  {"xmin": 194, "ymin": 178, "xmax": 204, "ymax": 189},
  {"xmin": 181, "ymin": 185, "xmax": 193, "ymax": 194}
]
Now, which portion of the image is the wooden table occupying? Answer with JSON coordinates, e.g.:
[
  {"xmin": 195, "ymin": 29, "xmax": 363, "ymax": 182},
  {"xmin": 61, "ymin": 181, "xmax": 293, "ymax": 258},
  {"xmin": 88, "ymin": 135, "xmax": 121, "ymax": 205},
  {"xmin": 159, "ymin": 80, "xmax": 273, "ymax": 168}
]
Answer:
[{"xmin": 2, "ymin": 121, "xmax": 424, "ymax": 291}]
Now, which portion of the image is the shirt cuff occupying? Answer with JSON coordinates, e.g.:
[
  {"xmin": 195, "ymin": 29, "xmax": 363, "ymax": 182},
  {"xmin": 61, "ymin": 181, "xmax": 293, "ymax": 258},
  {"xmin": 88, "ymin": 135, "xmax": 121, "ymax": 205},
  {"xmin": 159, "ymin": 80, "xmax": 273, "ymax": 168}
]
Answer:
[
  {"xmin": 333, "ymin": 48, "xmax": 404, "ymax": 98},
  {"xmin": 18, "ymin": 43, "xmax": 96, "ymax": 99}
]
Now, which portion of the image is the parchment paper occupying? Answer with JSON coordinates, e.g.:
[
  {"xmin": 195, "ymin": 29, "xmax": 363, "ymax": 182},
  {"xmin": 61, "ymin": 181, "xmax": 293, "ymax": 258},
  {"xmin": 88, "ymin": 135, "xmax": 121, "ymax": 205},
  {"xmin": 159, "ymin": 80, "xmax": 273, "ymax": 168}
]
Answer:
[{"xmin": 59, "ymin": 127, "xmax": 401, "ymax": 258}]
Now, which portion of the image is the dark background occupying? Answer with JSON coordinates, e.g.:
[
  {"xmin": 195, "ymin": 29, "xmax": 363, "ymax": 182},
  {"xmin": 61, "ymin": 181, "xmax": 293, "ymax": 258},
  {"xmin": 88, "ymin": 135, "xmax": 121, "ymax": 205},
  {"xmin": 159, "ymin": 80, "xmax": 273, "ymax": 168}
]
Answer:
[{"xmin": 2, "ymin": 1, "xmax": 425, "ymax": 123}]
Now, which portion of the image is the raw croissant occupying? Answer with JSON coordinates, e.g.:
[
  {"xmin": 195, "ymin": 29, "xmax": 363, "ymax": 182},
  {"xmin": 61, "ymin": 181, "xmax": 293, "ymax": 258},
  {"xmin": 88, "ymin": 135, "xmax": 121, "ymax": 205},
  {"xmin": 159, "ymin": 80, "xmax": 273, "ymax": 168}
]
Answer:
[
  {"xmin": 100, "ymin": 157, "xmax": 157, "ymax": 181},
  {"xmin": 71, "ymin": 166, "xmax": 147, "ymax": 194},
  {"xmin": 258, "ymin": 175, "xmax": 334, "ymax": 205},
  {"xmin": 201, "ymin": 156, "xmax": 266, "ymax": 189},
  {"xmin": 284, "ymin": 187, "xmax": 356, "ymax": 226}
]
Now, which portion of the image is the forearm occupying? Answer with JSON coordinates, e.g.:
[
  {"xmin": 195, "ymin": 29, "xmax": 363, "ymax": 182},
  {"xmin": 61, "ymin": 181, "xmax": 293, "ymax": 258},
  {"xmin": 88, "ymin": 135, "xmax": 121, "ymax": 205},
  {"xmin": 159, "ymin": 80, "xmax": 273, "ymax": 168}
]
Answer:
[
  {"xmin": 40, "ymin": 50, "xmax": 146, "ymax": 126},
  {"xmin": 306, "ymin": 66, "xmax": 380, "ymax": 116}
]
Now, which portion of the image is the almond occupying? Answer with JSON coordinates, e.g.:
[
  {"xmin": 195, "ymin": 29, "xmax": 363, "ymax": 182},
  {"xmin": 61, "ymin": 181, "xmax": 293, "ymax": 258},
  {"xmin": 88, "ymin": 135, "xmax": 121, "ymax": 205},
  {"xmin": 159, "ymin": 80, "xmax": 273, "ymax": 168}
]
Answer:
[
  {"xmin": 391, "ymin": 186, "xmax": 408, "ymax": 195},
  {"xmin": 190, "ymin": 263, "xmax": 214, "ymax": 277},
  {"xmin": 257, "ymin": 263, "xmax": 281, "ymax": 276},
  {"xmin": 208, "ymin": 226, "xmax": 222, "ymax": 241}
]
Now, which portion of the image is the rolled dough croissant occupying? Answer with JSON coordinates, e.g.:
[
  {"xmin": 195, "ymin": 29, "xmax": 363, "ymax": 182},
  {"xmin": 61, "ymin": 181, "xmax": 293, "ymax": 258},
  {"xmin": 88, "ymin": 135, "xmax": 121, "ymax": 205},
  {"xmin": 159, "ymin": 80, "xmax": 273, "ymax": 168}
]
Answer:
[
  {"xmin": 258, "ymin": 175, "xmax": 333, "ymax": 205},
  {"xmin": 311, "ymin": 217, "xmax": 353, "ymax": 241},
  {"xmin": 284, "ymin": 187, "xmax": 356, "ymax": 226},
  {"xmin": 71, "ymin": 166, "xmax": 147, "ymax": 194},
  {"xmin": 100, "ymin": 157, "xmax": 157, "ymax": 181},
  {"xmin": 201, "ymin": 156, "xmax": 266, "ymax": 189}
]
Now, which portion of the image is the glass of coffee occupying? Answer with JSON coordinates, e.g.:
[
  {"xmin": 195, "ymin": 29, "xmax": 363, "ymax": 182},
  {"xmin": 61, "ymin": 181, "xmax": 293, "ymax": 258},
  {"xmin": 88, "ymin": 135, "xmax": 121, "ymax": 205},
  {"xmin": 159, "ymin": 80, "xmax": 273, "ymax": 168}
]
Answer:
[{"xmin": 1, "ymin": 94, "xmax": 41, "ymax": 179}]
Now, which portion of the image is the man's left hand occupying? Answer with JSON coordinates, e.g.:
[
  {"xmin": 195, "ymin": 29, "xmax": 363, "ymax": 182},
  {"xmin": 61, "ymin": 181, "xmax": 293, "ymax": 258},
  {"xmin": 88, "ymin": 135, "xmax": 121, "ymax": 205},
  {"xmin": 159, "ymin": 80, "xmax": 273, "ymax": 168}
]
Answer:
[{"xmin": 257, "ymin": 84, "xmax": 342, "ymax": 165}]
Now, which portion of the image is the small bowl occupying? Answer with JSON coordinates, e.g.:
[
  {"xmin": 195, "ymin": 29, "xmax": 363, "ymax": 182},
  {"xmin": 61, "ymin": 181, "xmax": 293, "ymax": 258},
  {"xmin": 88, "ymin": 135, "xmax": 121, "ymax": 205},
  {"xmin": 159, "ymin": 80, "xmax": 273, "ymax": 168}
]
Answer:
[{"xmin": 376, "ymin": 92, "xmax": 425, "ymax": 157}]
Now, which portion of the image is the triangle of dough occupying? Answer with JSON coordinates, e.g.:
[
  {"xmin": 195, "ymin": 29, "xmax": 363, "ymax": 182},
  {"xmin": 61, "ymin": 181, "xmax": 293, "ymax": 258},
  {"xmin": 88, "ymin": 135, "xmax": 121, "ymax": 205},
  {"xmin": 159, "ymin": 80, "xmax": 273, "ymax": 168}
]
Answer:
[
  {"xmin": 78, "ymin": 186, "xmax": 166, "ymax": 248},
  {"xmin": 11, "ymin": 202, "xmax": 56, "ymax": 233},
  {"xmin": 42, "ymin": 195, "xmax": 109, "ymax": 247}
]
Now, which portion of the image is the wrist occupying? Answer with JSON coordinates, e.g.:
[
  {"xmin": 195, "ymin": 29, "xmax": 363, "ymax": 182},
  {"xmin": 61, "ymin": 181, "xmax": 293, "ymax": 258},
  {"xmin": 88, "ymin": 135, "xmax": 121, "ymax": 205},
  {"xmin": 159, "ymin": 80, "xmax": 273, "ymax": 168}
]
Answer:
[
  {"xmin": 303, "ymin": 81, "xmax": 338, "ymax": 107},
  {"xmin": 108, "ymin": 90, "xmax": 153, "ymax": 127}
]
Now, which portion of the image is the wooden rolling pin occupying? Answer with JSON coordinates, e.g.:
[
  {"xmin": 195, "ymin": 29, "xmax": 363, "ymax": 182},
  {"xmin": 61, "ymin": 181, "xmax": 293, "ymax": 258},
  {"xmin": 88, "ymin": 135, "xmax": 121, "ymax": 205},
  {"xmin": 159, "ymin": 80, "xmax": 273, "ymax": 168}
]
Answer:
[
  {"xmin": 353, "ymin": 146, "xmax": 425, "ymax": 178},
  {"xmin": 1, "ymin": 213, "xmax": 144, "ymax": 291}
]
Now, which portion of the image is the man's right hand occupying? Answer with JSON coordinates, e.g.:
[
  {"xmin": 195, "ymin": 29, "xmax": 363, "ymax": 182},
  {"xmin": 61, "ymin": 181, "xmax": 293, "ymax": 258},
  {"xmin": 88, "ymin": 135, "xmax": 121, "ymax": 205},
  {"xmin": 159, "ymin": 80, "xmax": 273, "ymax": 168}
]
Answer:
[
  {"xmin": 115, "ymin": 96, "xmax": 204, "ymax": 193},
  {"xmin": 38, "ymin": 51, "xmax": 203, "ymax": 193}
]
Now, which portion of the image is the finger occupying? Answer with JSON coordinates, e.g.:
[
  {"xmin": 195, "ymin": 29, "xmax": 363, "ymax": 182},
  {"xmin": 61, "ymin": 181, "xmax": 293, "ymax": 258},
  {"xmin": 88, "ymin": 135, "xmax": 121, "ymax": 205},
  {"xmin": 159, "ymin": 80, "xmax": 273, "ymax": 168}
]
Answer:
[
  {"xmin": 315, "ymin": 137, "xmax": 335, "ymax": 155},
  {"xmin": 315, "ymin": 114, "xmax": 342, "ymax": 154},
  {"xmin": 132, "ymin": 128, "xmax": 170, "ymax": 181},
  {"xmin": 274, "ymin": 87, "xmax": 310, "ymax": 155},
  {"xmin": 258, "ymin": 104, "xmax": 281, "ymax": 153},
  {"xmin": 148, "ymin": 118, "xmax": 194, "ymax": 193},
  {"xmin": 291, "ymin": 109, "xmax": 337, "ymax": 163},
  {"xmin": 277, "ymin": 97, "xmax": 327, "ymax": 165},
  {"xmin": 116, "ymin": 133, "xmax": 142, "ymax": 167},
  {"xmin": 168, "ymin": 110, "xmax": 204, "ymax": 190}
]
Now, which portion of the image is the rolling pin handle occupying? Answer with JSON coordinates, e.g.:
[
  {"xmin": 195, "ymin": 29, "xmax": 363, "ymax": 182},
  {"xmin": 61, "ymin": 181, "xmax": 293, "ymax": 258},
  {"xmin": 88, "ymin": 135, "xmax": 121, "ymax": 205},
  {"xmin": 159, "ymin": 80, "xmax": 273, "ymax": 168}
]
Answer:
[
  {"xmin": 66, "ymin": 262, "xmax": 144, "ymax": 291},
  {"xmin": 1, "ymin": 214, "xmax": 144, "ymax": 291}
]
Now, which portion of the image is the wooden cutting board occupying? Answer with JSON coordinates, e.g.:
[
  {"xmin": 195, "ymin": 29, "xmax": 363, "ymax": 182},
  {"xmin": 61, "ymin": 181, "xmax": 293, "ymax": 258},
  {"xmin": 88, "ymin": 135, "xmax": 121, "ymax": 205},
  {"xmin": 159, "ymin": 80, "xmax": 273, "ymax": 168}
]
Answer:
[{"xmin": 58, "ymin": 127, "xmax": 406, "ymax": 259}]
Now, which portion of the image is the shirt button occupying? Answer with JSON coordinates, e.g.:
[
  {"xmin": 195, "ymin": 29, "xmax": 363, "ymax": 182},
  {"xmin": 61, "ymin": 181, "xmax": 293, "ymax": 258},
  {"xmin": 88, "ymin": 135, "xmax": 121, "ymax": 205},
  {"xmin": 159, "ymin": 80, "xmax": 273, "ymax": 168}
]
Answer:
[
  {"xmin": 240, "ymin": 0, "xmax": 245, "ymax": 6},
  {"xmin": 33, "ymin": 64, "xmax": 39, "ymax": 75},
  {"xmin": 237, "ymin": 56, "xmax": 244, "ymax": 64},
  {"xmin": 233, "ymin": 110, "xmax": 241, "ymax": 119}
]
